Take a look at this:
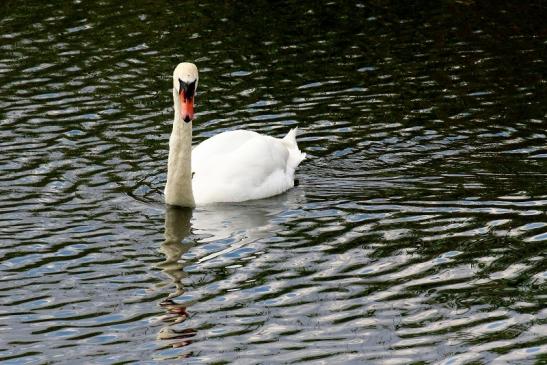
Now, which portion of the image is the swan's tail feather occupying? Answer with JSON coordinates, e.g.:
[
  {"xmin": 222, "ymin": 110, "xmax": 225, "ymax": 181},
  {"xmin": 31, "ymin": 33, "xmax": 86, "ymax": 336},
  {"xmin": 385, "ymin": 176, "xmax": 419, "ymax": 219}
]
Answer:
[
  {"xmin": 283, "ymin": 127, "xmax": 306, "ymax": 171},
  {"xmin": 282, "ymin": 127, "xmax": 299, "ymax": 149}
]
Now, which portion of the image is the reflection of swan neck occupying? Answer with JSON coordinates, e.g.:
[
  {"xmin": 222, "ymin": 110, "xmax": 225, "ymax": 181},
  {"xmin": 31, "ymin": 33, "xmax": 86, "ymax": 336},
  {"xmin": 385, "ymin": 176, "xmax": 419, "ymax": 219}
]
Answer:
[
  {"xmin": 157, "ymin": 206, "xmax": 196, "ymax": 346},
  {"xmin": 159, "ymin": 207, "xmax": 193, "ymax": 298},
  {"xmin": 164, "ymin": 206, "xmax": 193, "ymax": 244}
]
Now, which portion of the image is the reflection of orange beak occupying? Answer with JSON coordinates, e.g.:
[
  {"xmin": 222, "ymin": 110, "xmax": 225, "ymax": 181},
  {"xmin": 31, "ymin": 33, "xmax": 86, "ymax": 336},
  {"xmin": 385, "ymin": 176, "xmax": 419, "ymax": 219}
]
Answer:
[{"xmin": 179, "ymin": 91, "xmax": 194, "ymax": 123}]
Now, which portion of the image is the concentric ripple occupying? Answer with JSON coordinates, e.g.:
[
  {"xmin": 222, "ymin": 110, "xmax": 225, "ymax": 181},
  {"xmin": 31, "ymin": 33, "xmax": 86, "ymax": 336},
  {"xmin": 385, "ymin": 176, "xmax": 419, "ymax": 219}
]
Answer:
[{"xmin": 0, "ymin": 1, "xmax": 546, "ymax": 364}]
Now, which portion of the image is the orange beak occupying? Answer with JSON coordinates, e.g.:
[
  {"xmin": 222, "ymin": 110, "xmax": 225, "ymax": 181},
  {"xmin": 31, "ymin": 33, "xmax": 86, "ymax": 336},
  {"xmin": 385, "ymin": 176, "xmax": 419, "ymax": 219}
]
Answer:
[{"xmin": 179, "ymin": 91, "xmax": 194, "ymax": 123}]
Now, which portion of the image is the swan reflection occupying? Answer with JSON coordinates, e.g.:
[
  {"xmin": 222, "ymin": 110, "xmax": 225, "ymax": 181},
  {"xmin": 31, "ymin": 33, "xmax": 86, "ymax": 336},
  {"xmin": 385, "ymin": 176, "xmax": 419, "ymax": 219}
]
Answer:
[
  {"xmin": 156, "ymin": 189, "xmax": 304, "ymax": 350},
  {"xmin": 192, "ymin": 189, "xmax": 304, "ymax": 255},
  {"xmin": 156, "ymin": 206, "xmax": 196, "ymax": 348}
]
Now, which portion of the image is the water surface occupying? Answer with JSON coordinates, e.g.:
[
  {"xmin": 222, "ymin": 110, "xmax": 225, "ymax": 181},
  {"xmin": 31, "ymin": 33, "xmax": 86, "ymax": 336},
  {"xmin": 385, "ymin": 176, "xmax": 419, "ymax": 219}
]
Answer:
[{"xmin": 0, "ymin": 1, "xmax": 546, "ymax": 364}]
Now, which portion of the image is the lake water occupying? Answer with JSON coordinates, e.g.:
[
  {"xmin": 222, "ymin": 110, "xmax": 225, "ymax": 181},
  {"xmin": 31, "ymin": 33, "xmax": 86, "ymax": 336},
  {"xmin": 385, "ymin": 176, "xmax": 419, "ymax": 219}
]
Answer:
[{"xmin": 0, "ymin": 1, "xmax": 546, "ymax": 364}]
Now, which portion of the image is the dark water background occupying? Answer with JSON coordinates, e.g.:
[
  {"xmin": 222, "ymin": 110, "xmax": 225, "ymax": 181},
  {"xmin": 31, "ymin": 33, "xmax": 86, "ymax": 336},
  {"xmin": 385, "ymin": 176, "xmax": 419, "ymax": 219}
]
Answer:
[{"xmin": 0, "ymin": 0, "xmax": 546, "ymax": 363}]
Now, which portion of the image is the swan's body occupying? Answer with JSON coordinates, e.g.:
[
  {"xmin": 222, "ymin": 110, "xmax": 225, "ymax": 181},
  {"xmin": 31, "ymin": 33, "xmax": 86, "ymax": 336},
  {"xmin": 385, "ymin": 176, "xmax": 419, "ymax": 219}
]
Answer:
[{"xmin": 165, "ymin": 63, "xmax": 305, "ymax": 207}]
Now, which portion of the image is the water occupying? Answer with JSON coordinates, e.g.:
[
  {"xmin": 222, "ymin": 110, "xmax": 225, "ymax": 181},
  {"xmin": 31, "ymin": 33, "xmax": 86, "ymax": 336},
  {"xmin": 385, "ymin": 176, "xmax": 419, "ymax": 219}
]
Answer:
[{"xmin": 1, "ymin": 1, "xmax": 546, "ymax": 363}]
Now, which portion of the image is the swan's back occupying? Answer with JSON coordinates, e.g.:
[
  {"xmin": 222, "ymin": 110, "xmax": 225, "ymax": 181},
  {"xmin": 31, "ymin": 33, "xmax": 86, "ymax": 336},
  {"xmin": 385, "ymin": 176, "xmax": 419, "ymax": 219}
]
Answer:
[{"xmin": 191, "ymin": 129, "xmax": 305, "ymax": 204}]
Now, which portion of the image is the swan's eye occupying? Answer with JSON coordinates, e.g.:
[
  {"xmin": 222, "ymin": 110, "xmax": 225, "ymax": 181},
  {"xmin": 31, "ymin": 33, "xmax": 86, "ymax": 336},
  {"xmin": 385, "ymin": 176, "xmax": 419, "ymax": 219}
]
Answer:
[{"xmin": 179, "ymin": 79, "xmax": 196, "ymax": 101}]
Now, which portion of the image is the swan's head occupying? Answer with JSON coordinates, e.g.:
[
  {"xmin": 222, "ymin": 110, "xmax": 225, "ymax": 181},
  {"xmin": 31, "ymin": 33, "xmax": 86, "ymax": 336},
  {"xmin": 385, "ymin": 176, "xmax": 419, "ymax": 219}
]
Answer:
[{"xmin": 173, "ymin": 62, "xmax": 199, "ymax": 123}]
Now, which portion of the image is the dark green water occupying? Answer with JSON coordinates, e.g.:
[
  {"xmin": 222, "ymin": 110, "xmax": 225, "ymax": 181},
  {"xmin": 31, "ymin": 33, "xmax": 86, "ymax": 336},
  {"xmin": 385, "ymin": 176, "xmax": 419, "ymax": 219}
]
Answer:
[{"xmin": 0, "ymin": 1, "xmax": 546, "ymax": 364}]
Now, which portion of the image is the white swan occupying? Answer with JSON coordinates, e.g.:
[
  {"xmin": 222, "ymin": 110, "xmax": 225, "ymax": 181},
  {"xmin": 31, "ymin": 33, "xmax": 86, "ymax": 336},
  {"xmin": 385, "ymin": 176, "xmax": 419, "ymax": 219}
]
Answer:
[{"xmin": 165, "ymin": 62, "xmax": 306, "ymax": 207}]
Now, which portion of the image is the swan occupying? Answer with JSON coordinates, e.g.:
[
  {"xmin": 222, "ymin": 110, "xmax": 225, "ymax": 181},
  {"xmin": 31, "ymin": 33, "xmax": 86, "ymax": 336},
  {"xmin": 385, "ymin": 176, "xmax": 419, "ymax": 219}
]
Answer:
[{"xmin": 165, "ymin": 62, "xmax": 306, "ymax": 207}]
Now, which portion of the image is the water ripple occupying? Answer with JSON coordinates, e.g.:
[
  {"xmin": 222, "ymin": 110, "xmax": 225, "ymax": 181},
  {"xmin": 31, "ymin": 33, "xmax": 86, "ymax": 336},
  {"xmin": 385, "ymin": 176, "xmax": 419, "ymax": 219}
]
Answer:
[{"xmin": 1, "ymin": 0, "xmax": 546, "ymax": 364}]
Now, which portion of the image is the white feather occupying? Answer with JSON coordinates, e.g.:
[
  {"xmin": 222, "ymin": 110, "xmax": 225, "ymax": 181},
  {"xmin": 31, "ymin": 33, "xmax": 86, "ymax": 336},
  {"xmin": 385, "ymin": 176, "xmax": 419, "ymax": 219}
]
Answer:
[{"xmin": 191, "ymin": 129, "xmax": 305, "ymax": 205}]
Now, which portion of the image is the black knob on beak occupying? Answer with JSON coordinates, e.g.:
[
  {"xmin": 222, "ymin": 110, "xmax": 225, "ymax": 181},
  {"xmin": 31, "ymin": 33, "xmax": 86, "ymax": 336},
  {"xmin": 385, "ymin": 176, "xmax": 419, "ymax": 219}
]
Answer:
[{"xmin": 179, "ymin": 79, "xmax": 196, "ymax": 101}]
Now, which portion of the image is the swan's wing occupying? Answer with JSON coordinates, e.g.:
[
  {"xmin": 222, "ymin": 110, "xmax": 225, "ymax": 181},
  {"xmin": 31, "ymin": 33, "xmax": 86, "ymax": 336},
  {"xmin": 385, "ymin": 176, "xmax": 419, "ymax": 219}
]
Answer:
[
  {"xmin": 191, "ymin": 130, "xmax": 303, "ymax": 204},
  {"xmin": 192, "ymin": 130, "xmax": 260, "ymax": 163}
]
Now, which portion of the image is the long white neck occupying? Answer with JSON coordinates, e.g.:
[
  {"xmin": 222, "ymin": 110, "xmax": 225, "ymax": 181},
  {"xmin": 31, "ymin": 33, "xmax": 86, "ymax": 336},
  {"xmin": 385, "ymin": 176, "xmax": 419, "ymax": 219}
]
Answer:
[{"xmin": 165, "ymin": 89, "xmax": 195, "ymax": 207}]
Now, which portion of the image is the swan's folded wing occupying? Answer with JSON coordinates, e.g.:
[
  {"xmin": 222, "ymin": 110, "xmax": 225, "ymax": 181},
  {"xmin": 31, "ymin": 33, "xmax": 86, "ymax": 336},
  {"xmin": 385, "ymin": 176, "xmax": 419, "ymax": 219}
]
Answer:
[
  {"xmin": 191, "ymin": 131, "xmax": 293, "ymax": 204},
  {"xmin": 192, "ymin": 130, "xmax": 260, "ymax": 165}
]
